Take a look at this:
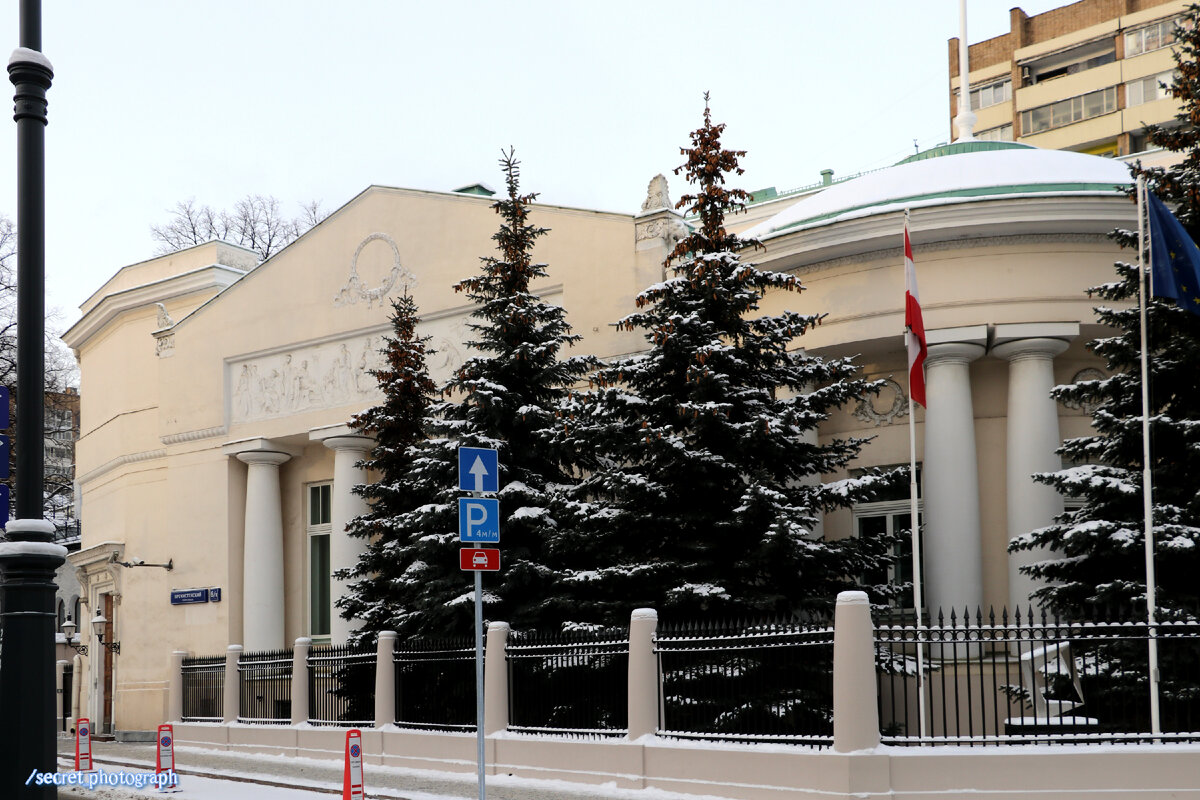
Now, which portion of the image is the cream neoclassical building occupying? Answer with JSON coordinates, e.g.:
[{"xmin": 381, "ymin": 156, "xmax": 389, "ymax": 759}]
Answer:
[{"xmin": 62, "ymin": 140, "xmax": 1134, "ymax": 737}]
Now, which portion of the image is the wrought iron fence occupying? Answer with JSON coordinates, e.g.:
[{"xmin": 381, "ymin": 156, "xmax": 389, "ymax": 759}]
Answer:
[
  {"xmin": 181, "ymin": 654, "xmax": 225, "ymax": 722},
  {"xmin": 238, "ymin": 648, "xmax": 293, "ymax": 724},
  {"xmin": 655, "ymin": 616, "xmax": 835, "ymax": 746},
  {"xmin": 308, "ymin": 644, "xmax": 375, "ymax": 727},
  {"xmin": 507, "ymin": 626, "xmax": 629, "ymax": 737},
  {"xmin": 394, "ymin": 636, "xmax": 477, "ymax": 731},
  {"xmin": 875, "ymin": 605, "xmax": 1200, "ymax": 745}
]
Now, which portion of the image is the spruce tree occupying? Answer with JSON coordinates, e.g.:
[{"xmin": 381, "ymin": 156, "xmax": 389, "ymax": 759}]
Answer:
[
  {"xmin": 550, "ymin": 95, "xmax": 900, "ymax": 628},
  {"xmin": 343, "ymin": 149, "xmax": 596, "ymax": 639},
  {"xmin": 1009, "ymin": 7, "xmax": 1200, "ymax": 726},
  {"xmin": 338, "ymin": 292, "xmax": 440, "ymax": 639}
]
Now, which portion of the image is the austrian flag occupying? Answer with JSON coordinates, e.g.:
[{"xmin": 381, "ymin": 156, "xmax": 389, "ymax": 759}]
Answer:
[{"xmin": 904, "ymin": 221, "xmax": 927, "ymax": 407}]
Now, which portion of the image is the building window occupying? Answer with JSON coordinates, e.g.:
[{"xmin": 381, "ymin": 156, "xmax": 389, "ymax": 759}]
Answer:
[
  {"xmin": 1023, "ymin": 39, "xmax": 1116, "ymax": 85},
  {"xmin": 307, "ymin": 483, "xmax": 332, "ymax": 639},
  {"xmin": 57, "ymin": 599, "xmax": 65, "ymax": 631},
  {"xmin": 1125, "ymin": 17, "xmax": 1185, "ymax": 58},
  {"xmin": 1126, "ymin": 70, "xmax": 1176, "ymax": 107},
  {"xmin": 970, "ymin": 78, "xmax": 1011, "ymax": 109},
  {"xmin": 854, "ymin": 466, "xmax": 922, "ymax": 609},
  {"xmin": 1020, "ymin": 87, "xmax": 1117, "ymax": 135},
  {"xmin": 976, "ymin": 124, "xmax": 1014, "ymax": 142}
]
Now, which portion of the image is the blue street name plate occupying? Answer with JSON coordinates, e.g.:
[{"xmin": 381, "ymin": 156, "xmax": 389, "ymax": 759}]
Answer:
[
  {"xmin": 458, "ymin": 497, "xmax": 500, "ymax": 543},
  {"xmin": 208, "ymin": 587, "xmax": 222, "ymax": 603},
  {"xmin": 0, "ymin": 386, "xmax": 8, "ymax": 429},
  {"xmin": 458, "ymin": 447, "xmax": 499, "ymax": 493},
  {"xmin": 0, "ymin": 484, "xmax": 8, "ymax": 524},
  {"xmin": 170, "ymin": 589, "xmax": 209, "ymax": 605},
  {"xmin": 0, "ymin": 434, "xmax": 8, "ymax": 480}
]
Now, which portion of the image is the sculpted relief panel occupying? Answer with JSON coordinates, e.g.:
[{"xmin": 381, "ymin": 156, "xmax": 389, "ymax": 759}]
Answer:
[{"xmin": 230, "ymin": 315, "xmax": 470, "ymax": 424}]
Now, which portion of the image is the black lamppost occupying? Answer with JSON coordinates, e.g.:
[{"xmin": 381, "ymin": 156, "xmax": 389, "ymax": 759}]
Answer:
[{"xmin": 0, "ymin": 1, "xmax": 64, "ymax": 797}]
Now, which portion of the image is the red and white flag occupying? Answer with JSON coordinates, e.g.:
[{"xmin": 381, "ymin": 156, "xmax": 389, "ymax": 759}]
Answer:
[{"xmin": 904, "ymin": 219, "xmax": 927, "ymax": 407}]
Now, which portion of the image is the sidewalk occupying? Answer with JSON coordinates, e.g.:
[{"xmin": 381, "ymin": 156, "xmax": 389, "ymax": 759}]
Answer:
[{"xmin": 53, "ymin": 738, "xmax": 731, "ymax": 800}]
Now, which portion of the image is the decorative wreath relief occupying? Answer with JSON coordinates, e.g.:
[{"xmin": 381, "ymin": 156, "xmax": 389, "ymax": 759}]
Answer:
[
  {"xmin": 1059, "ymin": 368, "xmax": 1106, "ymax": 415},
  {"xmin": 333, "ymin": 233, "xmax": 415, "ymax": 309},
  {"xmin": 853, "ymin": 377, "xmax": 910, "ymax": 427}
]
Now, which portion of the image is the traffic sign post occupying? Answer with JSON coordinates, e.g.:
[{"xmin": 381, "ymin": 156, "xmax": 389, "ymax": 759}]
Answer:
[
  {"xmin": 75, "ymin": 717, "xmax": 92, "ymax": 772},
  {"xmin": 457, "ymin": 446, "xmax": 499, "ymax": 800},
  {"xmin": 343, "ymin": 729, "xmax": 364, "ymax": 800},
  {"xmin": 155, "ymin": 723, "xmax": 179, "ymax": 791}
]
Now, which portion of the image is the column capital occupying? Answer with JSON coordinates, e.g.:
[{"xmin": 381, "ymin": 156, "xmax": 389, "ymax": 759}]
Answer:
[
  {"xmin": 309, "ymin": 423, "xmax": 374, "ymax": 447},
  {"xmin": 222, "ymin": 436, "xmax": 300, "ymax": 462},
  {"xmin": 991, "ymin": 337, "xmax": 1070, "ymax": 363},
  {"xmin": 926, "ymin": 341, "xmax": 986, "ymax": 366},
  {"xmin": 234, "ymin": 450, "xmax": 291, "ymax": 467},
  {"xmin": 320, "ymin": 435, "xmax": 374, "ymax": 453}
]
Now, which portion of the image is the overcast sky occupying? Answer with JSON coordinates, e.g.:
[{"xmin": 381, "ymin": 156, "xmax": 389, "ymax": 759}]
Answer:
[{"xmin": 0, "ymin": 0, "xmax": 1068, "ymax": 330}]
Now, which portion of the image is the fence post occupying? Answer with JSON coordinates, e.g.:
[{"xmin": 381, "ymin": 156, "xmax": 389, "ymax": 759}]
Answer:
[
  {"xmin": 833, "ymin": 591, "xmax": 879, "ymax": 752},
  {"xmin": 167, "ymin": 651, "xmax": 187, "ymax": 722},
  {"xmin": 223, "ymin": 645, "xmax": 242, "ymax": 724},
  {"xmin": 291, "ymin": 638, "xmax": 311, "ymax": 726},
  {"xmin": 55, "ymin": 659, "xmax": 66, "ymax": 730},
  {"xmin": 627, "ymin": 608, "xmax": 658, "ymax": 740},
  {"xmin": 483, "ymin": 621, "xmax": 509, "ymax": 735},
  {"xmin": 374, "ymin": 631, "xmax": 397, "ymax": 728}
]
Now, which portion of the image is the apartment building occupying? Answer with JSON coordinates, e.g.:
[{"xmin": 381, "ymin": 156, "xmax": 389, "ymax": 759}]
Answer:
[{"xmin": 950, "ymin": 0, "xmax": 1188, "ymax": 163}]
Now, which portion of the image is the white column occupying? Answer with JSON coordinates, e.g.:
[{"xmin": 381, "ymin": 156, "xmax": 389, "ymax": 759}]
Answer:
[
  {"xmin": 483, "ymin": 622, "xmax": 510, "ymax": 736},
  {"xmin": 993, "ymin": 335, "xmax": 1072, "ymax": 611},
  {"xmin": 375, "ymin": 631, "xmax": 397, "ymax": 728},
  {"xmin": 832, "ymin": 591, "xmax": 880, "ymax": 753},
  {"xmin": 223, "ymin": 644, "xmax": 242, "ymax": 724},
  {"xmin": 922, "ymin": 339, "xmax": 986, "ymax": 617},
  {"xmin": 322, "ymin": 435, "xmax": 373, "ymax": 644},
  {"xmin": 291, "ymin": 637, "xmax": 311, "ymax": 725},
  {"xmin": 236, "ymin": 449, "xmax": 291, "ymax": 651},
  {"xmin": 167, "ymin": 651, "xmax": 187, "ymax": 722},
  {"xmin": 627, "ymin": 608, "xmax": 659, "ymax": 740}
]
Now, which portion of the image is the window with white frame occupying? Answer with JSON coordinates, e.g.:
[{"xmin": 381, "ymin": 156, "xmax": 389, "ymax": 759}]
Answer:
[
  {"xmin": 976, "ymin": 124, "xmax": 1014, "ymax": 142},
  {"xmin": 1125, "ymin": 17, "xmax": 1185, "ymax": 58},
  {"xmin": 854, "ymin": 466, "xmax": 922, "ymax": 609},
  {"xmin": 307, "ymin": 483, "xmax": 332, "ymax": 639},
  {"xmin": 970, "ymin": 78, "xmax": 1011, "ymax": 110},
  {"xmin": 1021, "ymin": 87, "xmax": 1118, "ymax": 135},
  {"xmin": 1126, "ymin": 70, "xmax": 1176, "ymax": 107}
]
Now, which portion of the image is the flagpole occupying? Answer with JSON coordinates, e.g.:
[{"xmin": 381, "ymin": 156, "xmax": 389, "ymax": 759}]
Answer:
[
  {"xmin": 904, "ymin": 209, "xmax": 928, "ymax": 740},
  {"xmin": 1136, "ymin": 175, "xmax": 1162, "ymax": 737}
]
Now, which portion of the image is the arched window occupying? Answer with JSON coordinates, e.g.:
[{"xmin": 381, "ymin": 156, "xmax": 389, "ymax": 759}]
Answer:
[
  {"xmin": 72, "ymin": 596, "xmax": 81, "ymax": 632},
  {"xmin": 57, "ymin": 599, "xmax": 65, "ymax": 631}
]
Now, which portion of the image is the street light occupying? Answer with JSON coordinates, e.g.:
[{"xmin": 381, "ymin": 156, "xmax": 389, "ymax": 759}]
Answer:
[
  {"xmin": 60, "ymin": 616, "xmax": 87, "ymax": 656},
  {"xmin": 91, "ymin": 613, "xmax": 119, "ymax": 655}
]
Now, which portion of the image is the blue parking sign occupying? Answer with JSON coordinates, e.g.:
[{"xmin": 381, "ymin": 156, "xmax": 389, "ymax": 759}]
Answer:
[{"xmin": 458, "ymin": 497, "xmax": 500, "ymax": 543}]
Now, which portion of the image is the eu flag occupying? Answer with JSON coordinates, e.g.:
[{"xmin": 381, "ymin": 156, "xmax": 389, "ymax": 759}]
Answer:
[{"xmin": 1146, "ymin": 192, "xmax": 1200, "ymax": 315}]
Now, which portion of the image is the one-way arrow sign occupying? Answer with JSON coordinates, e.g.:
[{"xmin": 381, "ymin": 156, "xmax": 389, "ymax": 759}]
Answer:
[{"xmin": 458, "ymin": 447, "xmax": 498, "ymax": 493}]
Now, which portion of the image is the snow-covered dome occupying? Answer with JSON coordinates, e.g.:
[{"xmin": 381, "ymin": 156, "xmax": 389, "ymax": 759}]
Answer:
[{"xmin": 743, "ymin": 141, "xmax": 1132, "ymax": 241}]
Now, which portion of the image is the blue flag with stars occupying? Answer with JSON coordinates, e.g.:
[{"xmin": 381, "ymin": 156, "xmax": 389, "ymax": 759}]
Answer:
[{"xmin": 1146, "ymin": 191, "xmax": 1200, "ymax": 315}]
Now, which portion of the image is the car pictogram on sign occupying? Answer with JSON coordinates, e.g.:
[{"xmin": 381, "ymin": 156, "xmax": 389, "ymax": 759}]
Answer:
[{"xmin": 459, "ymin": 548, "xmax": 500, "ymax": 571}]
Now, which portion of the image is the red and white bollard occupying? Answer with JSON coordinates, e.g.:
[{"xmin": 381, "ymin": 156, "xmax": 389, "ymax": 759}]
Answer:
[
  {"xmin": 343, "ymin": 729, "xmax": 364, "ymax": 800},
  {"xmin": 156, "ymin": 723, "xmax": 179, "ymax": 790},
  {"xmin": 74, "ymin": 717, "xmax": 93, "ymax": 772}
]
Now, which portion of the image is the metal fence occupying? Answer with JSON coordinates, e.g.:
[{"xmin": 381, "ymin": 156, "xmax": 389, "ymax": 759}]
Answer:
[
  {"xmin": 656, "ymin": 616, "xmax": 836, "ymax": 746},
  {"xmin": 238, "ymin": 648, "xmax": 293, "ymax": 724},
  {"xmin": 507, "ymin": 627, "xmax": 629, "ymax": 737},
  {"xmin": 308, "ymin": 644, "xmax": 375, "ymax": 727},
  {"xmin": 394, "ymin": 636, "xmax": 477, "ymax": 731},
  {"xmin": 181, "ymin": 654, "xmax": 225, "ymax": 722},
  {"xmin": 875, "ymin": 606, "xmax": 1200, "ymax": 745}
]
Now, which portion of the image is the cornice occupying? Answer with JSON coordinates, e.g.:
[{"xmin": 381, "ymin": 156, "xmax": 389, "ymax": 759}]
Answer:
[
  {"xmin": 63, "ymin": 265, "xmax": 246, "ymax": 351},
  {"xmin": 77, "ymin": 448, "xmax": 167, "ymax": 486},
  {"xmin": 754, "ymin": 196, "xmax": 1133, "ymax": 275},
  {"xmin": 161, "ymin": 426, "xmax": 228, "ymax": 446}
]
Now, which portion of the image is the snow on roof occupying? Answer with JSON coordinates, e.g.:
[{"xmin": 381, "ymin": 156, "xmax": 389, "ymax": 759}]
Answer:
[{"xmin": 742, "ymin": 142, "xmax": 1132, "ymax": 241}]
